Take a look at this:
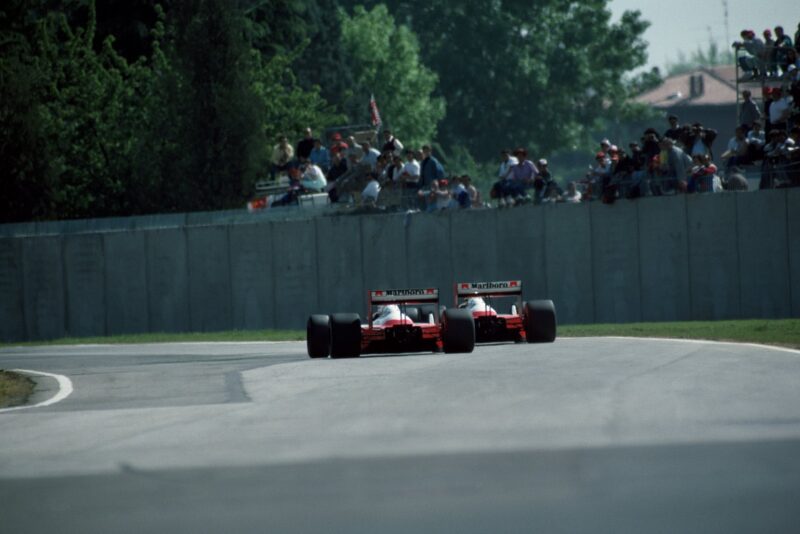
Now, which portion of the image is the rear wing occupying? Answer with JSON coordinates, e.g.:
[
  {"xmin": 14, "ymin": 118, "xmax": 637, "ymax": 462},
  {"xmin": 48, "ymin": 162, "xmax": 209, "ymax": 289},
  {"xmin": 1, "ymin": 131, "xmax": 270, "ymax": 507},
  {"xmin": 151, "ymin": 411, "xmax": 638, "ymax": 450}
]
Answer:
[
  {"xmin": 368, "ymin": 288, "xmax": 440, "ymax": 326},
  {"xmin": 455, "ymin": 281, "xmax": 523, "ymax": 306},
  {"xmin": 370, "ymin": 288, "xmax": 439, "ymax": 304}
]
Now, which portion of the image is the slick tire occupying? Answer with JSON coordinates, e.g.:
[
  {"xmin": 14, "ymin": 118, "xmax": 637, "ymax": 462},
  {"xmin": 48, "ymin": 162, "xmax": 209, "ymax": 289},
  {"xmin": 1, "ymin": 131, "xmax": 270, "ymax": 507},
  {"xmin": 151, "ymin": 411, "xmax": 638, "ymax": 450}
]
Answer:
[
  {"xmin": 330, "ymin": 313, "xmax": 362, "ymax": 358},
  {"xmin": 524, "ymin": 300, "xmax": 557, "ymax": 343},
  {"xmin": 306, "ymin": 314, "xmax": 331, "ymax": 358},
  {"xmin": 441, "ymin": 308, "xmax": 475, "ymax": 354}
]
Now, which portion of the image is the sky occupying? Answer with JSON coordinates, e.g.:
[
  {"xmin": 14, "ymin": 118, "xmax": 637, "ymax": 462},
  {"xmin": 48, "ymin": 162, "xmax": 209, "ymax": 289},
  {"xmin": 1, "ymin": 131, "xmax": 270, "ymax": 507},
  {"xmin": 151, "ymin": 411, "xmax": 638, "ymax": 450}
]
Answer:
[{"xmin": 608, "ymin": 0, "xmax": 798, "ymax": 71}]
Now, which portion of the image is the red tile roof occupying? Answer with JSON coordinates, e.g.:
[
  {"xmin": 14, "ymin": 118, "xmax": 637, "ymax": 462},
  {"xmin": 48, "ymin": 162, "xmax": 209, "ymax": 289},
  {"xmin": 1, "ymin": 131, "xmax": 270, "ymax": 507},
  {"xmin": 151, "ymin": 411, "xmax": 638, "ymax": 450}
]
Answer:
[{"xmin": 635, "ymin": 65, "xmax": 738, "ymax": 108}]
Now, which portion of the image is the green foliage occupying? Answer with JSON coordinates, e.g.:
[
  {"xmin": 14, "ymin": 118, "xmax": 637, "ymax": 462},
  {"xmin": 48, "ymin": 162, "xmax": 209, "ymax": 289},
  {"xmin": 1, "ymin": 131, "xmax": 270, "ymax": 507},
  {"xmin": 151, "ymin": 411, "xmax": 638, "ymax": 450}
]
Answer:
[
  {"xmin": 341, "ymin": 1, "xmax": 650, "ymax": 163},
  {"xmin": 338, "ymin": 4, "xmax": 444, "ymax": 147},
  {"xmin": 1, "ymin": 0, "xmax": 344, "ymax": 221},
  {"xmin": 666, "ymin": 41, "xmax": 734, "ymax": 76}
]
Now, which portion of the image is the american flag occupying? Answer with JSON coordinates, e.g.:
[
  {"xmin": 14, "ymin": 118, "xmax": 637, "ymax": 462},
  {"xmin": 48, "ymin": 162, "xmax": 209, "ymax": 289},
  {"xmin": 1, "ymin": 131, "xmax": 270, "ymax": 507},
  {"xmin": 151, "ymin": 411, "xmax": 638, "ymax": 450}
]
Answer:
[{"xmin": 369, "ymin": 94, "xmax": 381, "ymax": 128}]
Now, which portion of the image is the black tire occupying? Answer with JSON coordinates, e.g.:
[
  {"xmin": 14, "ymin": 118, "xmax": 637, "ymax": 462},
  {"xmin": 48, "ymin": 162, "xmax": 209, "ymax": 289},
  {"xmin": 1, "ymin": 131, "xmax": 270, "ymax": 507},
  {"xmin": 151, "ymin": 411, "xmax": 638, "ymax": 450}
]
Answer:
[
  {"xmin": 404, "ymin": 306, "xmax": 422, "ymax": 323},
  {"xmin": 306, "ymin": 314, "xmax": 330, "ymax": 358},
  {"xmin": 419, "ymin": 304, "xmax": 446, "ymax": 324},
  {"xmin": 441, "ymin": 308, "xmax": 475, "ymax": 353},
  {"xmin": 330, "ymin": 313, "xmax": 362, "ymax": 358},
  {"xmin": 524, "ymin": 300, "xmax": 557, "ymax": 343}
]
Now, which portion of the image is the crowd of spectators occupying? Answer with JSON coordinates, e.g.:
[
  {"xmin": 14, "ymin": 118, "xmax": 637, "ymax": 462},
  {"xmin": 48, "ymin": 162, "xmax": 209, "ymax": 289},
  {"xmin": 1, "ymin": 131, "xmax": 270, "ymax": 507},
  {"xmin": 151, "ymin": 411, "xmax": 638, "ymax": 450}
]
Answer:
[
  {"xmin": 734, "ymin": 24, "xmax": 800, "ymax": 81},
  {"xmin": 262, "ymin": 127, "xmax": 482, "ymax": 211},
  {"xmin": 257, "ymin": 21, "xmax": 800, "ymax": 212}
]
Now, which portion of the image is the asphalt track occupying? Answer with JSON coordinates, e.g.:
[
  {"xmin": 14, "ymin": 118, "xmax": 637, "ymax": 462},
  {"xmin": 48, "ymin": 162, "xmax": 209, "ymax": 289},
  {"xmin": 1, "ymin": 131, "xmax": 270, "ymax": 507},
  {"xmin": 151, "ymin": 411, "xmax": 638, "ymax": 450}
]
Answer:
[{"xmin": 1, "ymin": 338, "xmax": 799, "ymax": 533}]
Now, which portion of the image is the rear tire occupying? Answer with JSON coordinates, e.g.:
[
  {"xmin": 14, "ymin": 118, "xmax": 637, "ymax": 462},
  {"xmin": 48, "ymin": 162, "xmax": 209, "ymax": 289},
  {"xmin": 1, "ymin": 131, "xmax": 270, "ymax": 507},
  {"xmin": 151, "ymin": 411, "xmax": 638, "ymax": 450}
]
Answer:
[
  {"xmin": 330, "ymin": 313, "xmax": 362, "ymax": 358},
  {"xmin": 441, "ymin": 309, "xmax": 475, "ymax": 353},
  {"xmin": 306, "ymin": 314, "xmax": 330, "ymax": 358},
  {"xmin": 524, "ymin": 300, "xmax": 557, "ymax": 343}
]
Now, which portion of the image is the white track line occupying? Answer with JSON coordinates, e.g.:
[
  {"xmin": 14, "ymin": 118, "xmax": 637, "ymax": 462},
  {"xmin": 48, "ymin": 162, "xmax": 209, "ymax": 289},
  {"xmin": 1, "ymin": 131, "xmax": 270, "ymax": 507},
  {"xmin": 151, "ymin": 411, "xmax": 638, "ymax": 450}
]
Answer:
[
  {"xmin": 0, "ymin": 369, "xmax": 73, "ymax": 413},
  {"xmin": 568, "ymin": 336, "xmax": 800, "ymax": 355}
]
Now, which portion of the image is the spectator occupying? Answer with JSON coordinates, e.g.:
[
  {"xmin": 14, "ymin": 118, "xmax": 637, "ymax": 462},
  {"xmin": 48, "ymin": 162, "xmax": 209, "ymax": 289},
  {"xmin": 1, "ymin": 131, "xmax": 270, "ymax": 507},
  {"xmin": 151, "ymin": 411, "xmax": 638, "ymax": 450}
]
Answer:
[
  {"xmin": 687, "ymin": 154, "xmax": 720, "ymax": 193},
  {"xmin": 721, "ymin": 126, "xmax": 750, "ymax": 168},
  {"xmin": 786, "ymin": 126, "xmax": 800, "ymax": 185},
  {"xmin": 399, "ymin": 150, "xmax": 421, "ymax": 209},
  {"xmin": 309, "ymin": 139, "xmax": 330, "ymax": 173},
  {"xmin": 381, "ymin": 129, "xmax": 404, "ymax": 156},
  {"xmin": 664, "ymin": 115, "xmax": 682, "ymax": 140},
  {"xmin": 297, "ymin": 127, "xmax": 316, "ymax": 160},
  {"xmin": 461, "ymin": 175, "xmax": 481, "ymax": 207},
  {"xmin": 775, "ymin": 26, "xmax": 794, "ymax": 73},
  {"xmin": 734, "ymin": 30, "xmax": 766, "ymax": 80},
  {"xmin": 535, "ymin": 158, "xmax": 556, "ymax": 204},
  {"xmin": 747, "ymin": 119, "xmax": 767, "ymax": 162},
  {"xmin": 270, "ymin": 136, "xmax": 294, "ymax": 180},
  {"xmin": 641, "ymin": 128, "xmax": 661, "ymax": 158},
  {"xmin": 769, "ymin": 87, "xmax": 793, "ymax": 131},
  {"xmin": 385, "ymin": 154, "xmax": 405, "ymax": 183},
  {"xmin": 760, "ymin": 129, "xmax": 785, "ymax": 188},
  {"xmin": 585, "ymin": 151, "xmax": 611, "ymax": 199},
  {"xmin": 763, "ymin": 29, "xmax": 777, "ymax": 77},
  {"xmin": 326, "ymin": 151, "xmax": 348, "ymax": 202},
  {"xmin": 418, "ymin": 177, "xmax": 448, "ymax": 211},
  {"xmin": 329, "ymin": 132, "xmax": 349, "ymax": 156},
  {"xmin": 724, "ymin": 169, "xmax": 750, "ymax": 191},
  {"xmin": 796, "ymin": 23, "xmax": 800, "ymax": 53},
  {"xmin": 301, "ymin": 161, "xmax": 327, "ymax": 192},
  {"xmin": 419, "ymin": 145, "xmax": 445, "ymax": 189},
  {"xmin": 361, "ymin": 173, "xmax": 381, "ymax": 206},
  {"xmin": 739, "ymin": 90, "xmax": 762, "ymax": 130},
  {"xmin": 359, "ymin": 141, "xmax": 381, "ymax": 170},
  {"xmin": 562, "ymin": 181, "xmax": 582, "ymax": 203},
  {"xmin": 655, "ymin": 137, "xmax": 691, "ymax": 195},
  {"xmin": 502, "ymin": 147, "xmax": 538, "ymax": 203},
  {"xmin": 451, "ymin": 178, "xmax": 471, "ymax": 209},
  {"xmin": 497, "ymin": 149, "xmax": 518, "ymax": 181},
  {"xmin": 685, "ymin": 122, "xmax": 717, "ymax": 158}
]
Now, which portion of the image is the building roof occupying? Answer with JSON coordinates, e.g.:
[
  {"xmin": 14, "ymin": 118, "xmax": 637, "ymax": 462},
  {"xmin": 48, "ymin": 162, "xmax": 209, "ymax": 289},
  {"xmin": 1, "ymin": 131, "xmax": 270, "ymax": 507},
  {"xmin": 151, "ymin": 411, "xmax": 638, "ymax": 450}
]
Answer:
[{"xmin": 635, "ymin": 65, "xmax": 737, "ymax": 108}]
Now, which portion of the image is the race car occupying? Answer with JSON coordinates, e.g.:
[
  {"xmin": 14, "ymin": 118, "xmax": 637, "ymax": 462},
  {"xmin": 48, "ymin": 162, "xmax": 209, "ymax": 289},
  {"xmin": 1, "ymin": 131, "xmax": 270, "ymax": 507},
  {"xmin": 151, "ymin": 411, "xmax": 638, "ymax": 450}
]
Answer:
[
  {"xmin": 306, "ymin": 288, "xmax": 475, "ymax": 358},
  {"xmin": 455, "ymin": 280, "xmax": 556, "ymax": 343}
]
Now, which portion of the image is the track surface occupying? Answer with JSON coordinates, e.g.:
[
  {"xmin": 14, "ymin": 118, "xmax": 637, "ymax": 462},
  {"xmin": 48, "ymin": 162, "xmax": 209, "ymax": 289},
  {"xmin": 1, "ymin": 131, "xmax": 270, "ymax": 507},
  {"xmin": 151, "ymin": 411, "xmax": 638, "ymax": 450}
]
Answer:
[{"xmin": 1, "ymin": 338, "xmax": 799, "ymax": 533}]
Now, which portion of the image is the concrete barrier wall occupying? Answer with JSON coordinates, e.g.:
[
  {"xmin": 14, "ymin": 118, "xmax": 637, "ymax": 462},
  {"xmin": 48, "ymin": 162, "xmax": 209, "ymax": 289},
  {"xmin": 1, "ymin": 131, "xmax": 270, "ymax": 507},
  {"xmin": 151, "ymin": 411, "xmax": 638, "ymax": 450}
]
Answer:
[
  {"xmin": 104, "ymin": 231, "xmax": 148, "ymax": 335},
  {"xmin": 1, "ymin": 190, "xmax": 798, "ymax": 342}
]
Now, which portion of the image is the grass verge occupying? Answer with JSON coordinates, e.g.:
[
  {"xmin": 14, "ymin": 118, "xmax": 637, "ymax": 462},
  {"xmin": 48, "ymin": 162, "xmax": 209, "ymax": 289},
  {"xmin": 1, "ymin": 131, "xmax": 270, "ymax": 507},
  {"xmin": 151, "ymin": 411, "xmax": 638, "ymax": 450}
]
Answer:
[
  {"xmin": 560, "ymin": 319, "xmax": 800, "ymax": 350},
  {"xmin": 1, "ymin": 320, "xmax": 797, "ymax": 350},
  {"xmin": 0, "ymin": 370, "xmax": 36, "ymax": 408}
]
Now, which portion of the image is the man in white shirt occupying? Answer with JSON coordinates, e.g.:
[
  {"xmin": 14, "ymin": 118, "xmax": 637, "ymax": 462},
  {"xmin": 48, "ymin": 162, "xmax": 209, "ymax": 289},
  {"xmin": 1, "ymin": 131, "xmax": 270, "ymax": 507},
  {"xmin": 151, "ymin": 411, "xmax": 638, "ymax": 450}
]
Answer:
[
  {"xmin": 722, "ymin": 126, "xmax": 750, "ymax": 168},
  {"xmin": 769, "ymin": 88, "xmax": 792, "ymax": 131},
  {"xmin": 359, "ymin": 141, "xmax": 381, "ymax": 170},
  {"xmin": 497, "ymin": 149, "xmax": 518, "ymax": 179},
  {"xmin": 301, "ymin": 162, "xmax": 327, "ymax": 192}
]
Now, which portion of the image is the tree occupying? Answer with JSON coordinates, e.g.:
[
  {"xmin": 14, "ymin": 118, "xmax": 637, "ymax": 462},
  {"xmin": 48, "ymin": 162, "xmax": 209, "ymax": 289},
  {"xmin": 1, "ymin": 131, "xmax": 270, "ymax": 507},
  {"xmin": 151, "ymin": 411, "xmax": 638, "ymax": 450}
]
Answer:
[
  {"xmin": 340, "ymin": 1, "xmax": 650, "ymax": 162},
  {"xmin": 665, "ymin": 41, "xmax": 734, "ymax": 76},
  {"xmin": 338, "ymin": 4, "xmax": 444, "ymax": 147}
]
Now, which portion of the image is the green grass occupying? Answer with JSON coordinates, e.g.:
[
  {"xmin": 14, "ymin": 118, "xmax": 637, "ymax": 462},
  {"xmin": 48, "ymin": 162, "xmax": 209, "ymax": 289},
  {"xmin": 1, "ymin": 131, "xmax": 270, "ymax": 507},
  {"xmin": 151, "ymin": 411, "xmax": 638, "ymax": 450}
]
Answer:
[
  {"xmin": 1, "ymin": 320, "xmax": 798, "ymax": 350},
  {"xmin": 0, "ymin": 370, "xmax": 36, "ymax": 408},
  {"xmin": 0, "ymin": 329, "xmax": 304, "ymax": 347},
  {"xmin": 560, "ymin": 319, "xmax": 800, "ymax": 350}
]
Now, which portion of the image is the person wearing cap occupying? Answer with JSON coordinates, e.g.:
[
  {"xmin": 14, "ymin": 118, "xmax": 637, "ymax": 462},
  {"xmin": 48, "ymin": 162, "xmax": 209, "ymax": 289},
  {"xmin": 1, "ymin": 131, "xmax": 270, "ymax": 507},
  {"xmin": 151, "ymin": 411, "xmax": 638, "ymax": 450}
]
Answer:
[
  {"xmin": 733, "ymin": 30, "xmax": 766, "ymax": 80},
  {"xmin": 329, "ymin": 132, "xmax": 349, "ymax": 156},
  {"xmin": 739, "ymin": 90, "xmax": 762, "ymax": 131}
]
